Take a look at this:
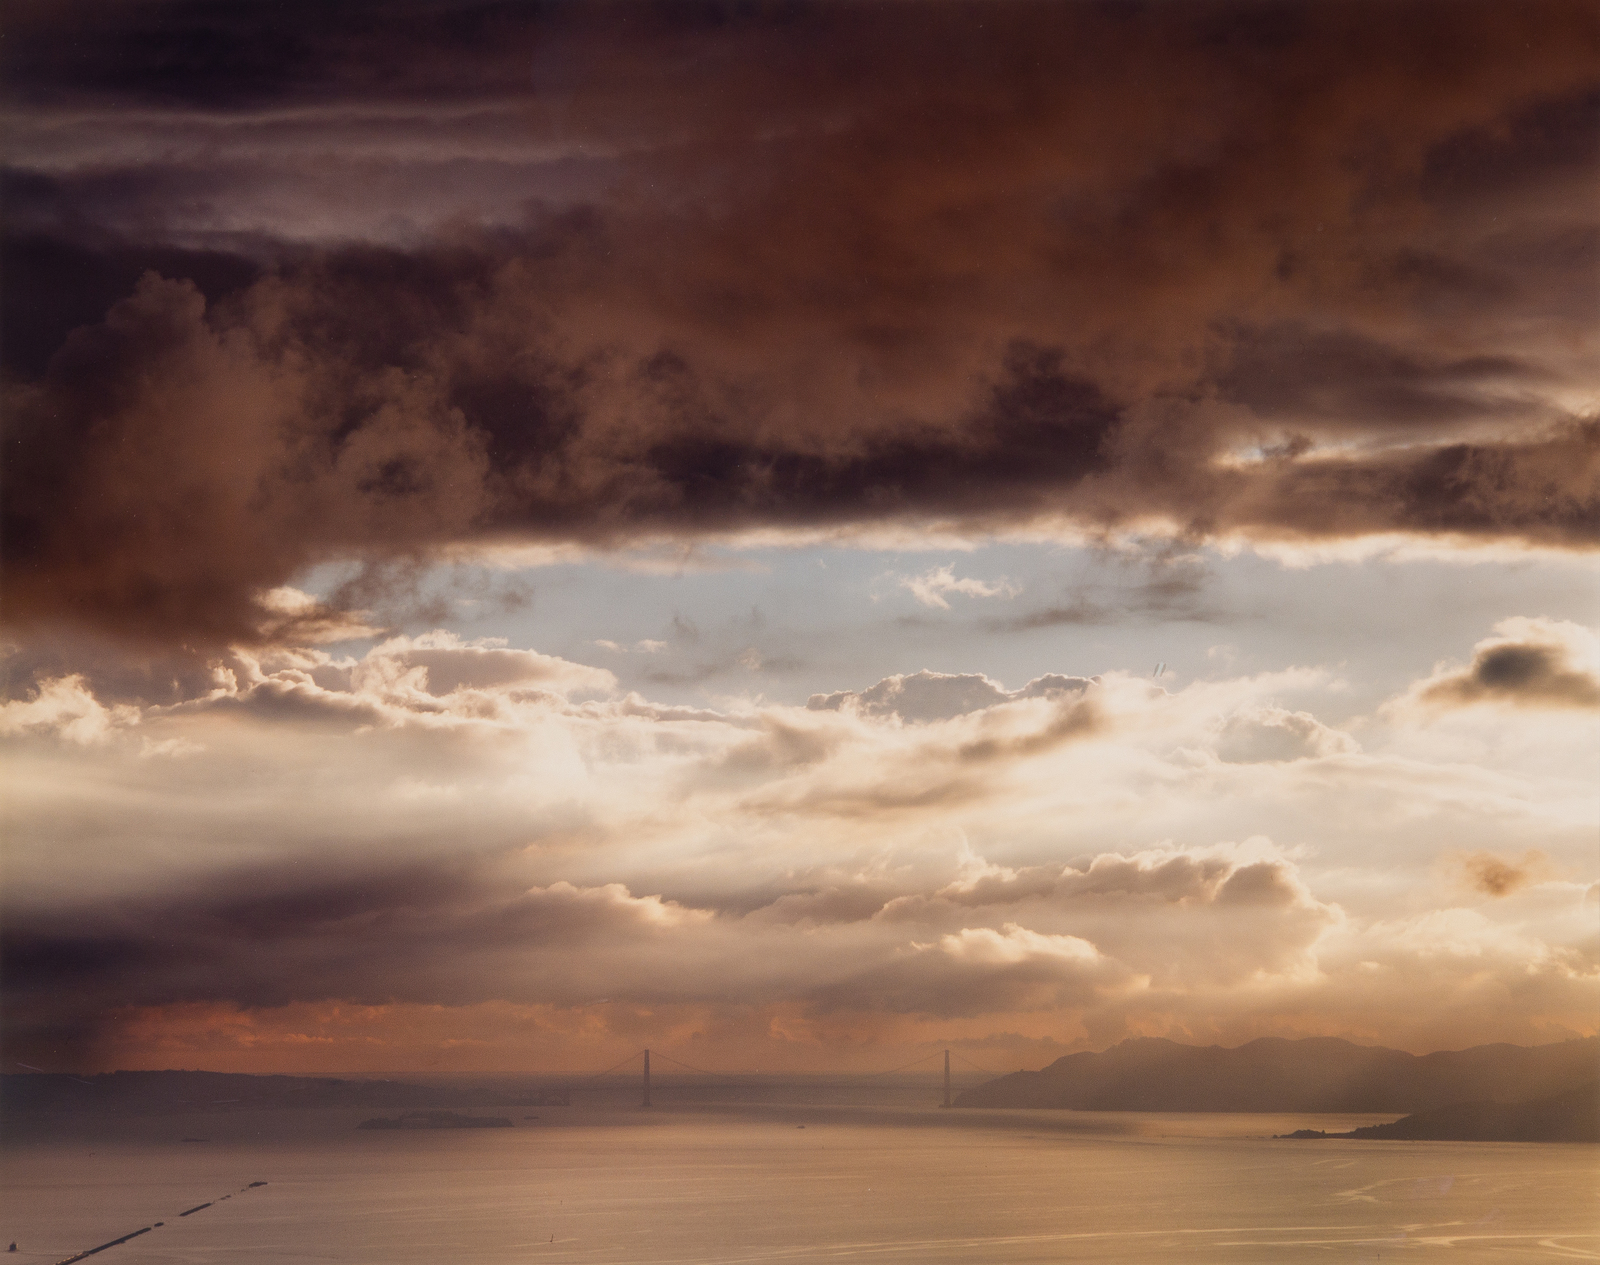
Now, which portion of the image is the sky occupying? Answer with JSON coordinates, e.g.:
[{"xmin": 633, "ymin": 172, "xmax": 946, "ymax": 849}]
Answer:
[{"xmin": 1, "ymin": 0, "xmax": 1596, "ymax": 1076}]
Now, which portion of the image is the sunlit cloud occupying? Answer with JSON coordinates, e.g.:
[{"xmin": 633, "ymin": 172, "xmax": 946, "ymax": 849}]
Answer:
[
  {"xmin": 898, "ymin": 565, "xmax": 1023, "ymax": 610},
  {"xmin": 2, "ymin": 618, "xmax": 1594, "ymax": 1068}
]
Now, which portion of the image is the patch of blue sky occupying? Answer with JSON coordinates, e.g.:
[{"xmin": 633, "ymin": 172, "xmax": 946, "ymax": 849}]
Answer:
[{"xmin": 295, "ymin": 542, "xmax": 1597, "ymax": 719}]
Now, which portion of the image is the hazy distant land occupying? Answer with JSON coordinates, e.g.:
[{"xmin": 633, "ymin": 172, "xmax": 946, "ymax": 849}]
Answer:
[
  {"xmin": 0, "ymin": 1069, "xmax": 567, "ymax": 1116},
  {"xmin": 953, "ymin": 1035, "xmax": 1598, "ymax": 1140},
  {"xmin": 6, "ymin": 1036, "xmax": 1595, "ymax": 1144}
]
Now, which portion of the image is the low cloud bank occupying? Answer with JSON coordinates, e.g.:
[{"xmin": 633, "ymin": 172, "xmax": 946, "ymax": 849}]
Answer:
[{"xmin": 2, "ymin": 625, "xmax": 1594, "ymax": 1069}]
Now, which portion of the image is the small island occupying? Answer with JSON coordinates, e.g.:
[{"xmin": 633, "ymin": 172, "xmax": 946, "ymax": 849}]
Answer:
[{"xmin": 358, "ymin": 1110, "xmax": 513, "ymax": 1130}]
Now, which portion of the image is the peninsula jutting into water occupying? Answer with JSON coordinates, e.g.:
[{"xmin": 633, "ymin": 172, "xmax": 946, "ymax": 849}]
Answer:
[{"xmin": 1277, "ymin": 1080, "xmax": 1600, "ymax": 1143}]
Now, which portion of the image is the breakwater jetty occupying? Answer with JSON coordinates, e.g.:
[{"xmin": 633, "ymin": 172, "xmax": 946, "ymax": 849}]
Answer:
[
  {"xmin": 52, "ymin": 1226, "xmax": 151, "ymax": 1264},
  {"xmin": 47, "ymin": 1182, "xmax": 268, "ymax": 1264}
]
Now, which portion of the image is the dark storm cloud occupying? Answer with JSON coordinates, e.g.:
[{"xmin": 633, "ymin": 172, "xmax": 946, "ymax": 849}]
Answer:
[
  {"xmin": 0, "ymin": 855, "xmax": 705, "ymax": 1064},
  {"xmin": 2, "ymin": 0, "xmax": 537, "ymax": 108},
  {"xmin": 3, "ymin": 836, "xmax": 1322, "ymax": 1061},
  {"xmin": 1204, "ymin": 420, "xmax": 1600, "ymax": 544},
  {"xmin": 0, "ymin": 214, "xmax": 263, "ymax": 380},
  {"xmin": 1420, "ymin": 86, "xmax": 1600, "ymax": 207},
  {"xmin": 2, "ymin": 848, "xmax": 1104, "ymax": 1057},
  {"xmin": 1420, "ymin": 630, "xmax": 1600, "ymax": 710},
  {"xmin": 1214, "ymin": 323, "xmax": 1550, "ymax": 431},
  {"xmin": 4, "ymin": 1, "xmax": 1597, "ymax": 645}
]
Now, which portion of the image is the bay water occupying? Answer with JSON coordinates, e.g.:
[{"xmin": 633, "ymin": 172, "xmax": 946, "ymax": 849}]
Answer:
[{"xmin": 3, "ymin": 1094, "xmax": 1595, "ymax": 1263}]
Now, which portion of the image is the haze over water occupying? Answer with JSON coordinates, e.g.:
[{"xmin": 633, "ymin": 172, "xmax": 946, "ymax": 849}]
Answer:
[{"xmin": 5, "ymin": 1093, "xmax": 1596, "ymax": 1264}]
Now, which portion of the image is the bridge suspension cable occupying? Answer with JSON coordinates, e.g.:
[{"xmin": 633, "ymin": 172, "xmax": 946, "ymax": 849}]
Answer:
[
  {"xmin": 949, "ymin": 1052, "xmax": 1003, "ymax": 1078},
  {"xmin": 646, "ymin": 1050, "xmax": 772, "ymax": 1085},
  {"xmin": 574, "ymin": 1049, "xmax": 647, "ymax": 1082},
  {"xmin": 849, "ymin": 1051, "xmax": 945, "ymax": 1079},
  {"xmin": 564, "ymin": 1045, "xmax": 1002, "ymax": 1109}
]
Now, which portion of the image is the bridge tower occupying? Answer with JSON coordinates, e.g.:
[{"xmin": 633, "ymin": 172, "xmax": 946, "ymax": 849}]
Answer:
[
  {"xmin": 642, "ymin": 1048, "xmax": 652, "ymax": 1108},
  {"xmin": 942, "ymin": 1049, "xmax": 951, "ymax": 1108}
]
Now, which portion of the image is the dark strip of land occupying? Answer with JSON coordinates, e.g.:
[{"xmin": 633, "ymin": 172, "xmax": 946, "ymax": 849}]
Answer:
[
  {"xmin": 955, "ymin": 1035, "xmax": 1597, "ymax": 1114},
  {"xmin": 1279, "ymin": 1081, "xmax": 1599, "ymax": 1143}
]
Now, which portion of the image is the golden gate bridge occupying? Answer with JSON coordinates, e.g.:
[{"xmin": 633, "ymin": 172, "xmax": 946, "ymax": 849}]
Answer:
[{"xmin": 569, "ymin": 1047, "xmax": 1003, "ymax": 1109}]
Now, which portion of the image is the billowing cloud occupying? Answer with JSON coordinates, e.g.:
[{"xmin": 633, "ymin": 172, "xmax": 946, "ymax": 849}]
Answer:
[
  {"xmin": 1413, "ymin": 618, "xmax": 1600, "ymax": 710},
  {"xmin": 3, "ymin": 2, "xmax": 1597, "ymax": 645},
  {"xmin": 0, "ymin": 674, "xmax": 140, "ymax": 745},
  {"xmin": 2, "ymin": 625, "xmax": 1593, "ymax": 1069},
  {"xmin": 1214, "ymin": 706, "xmax": 1360, "ymax": 763},
  {"xmin": 810, "ymin": 925, "xmax": 1138, "ymax": 1018},
  {"xmin": 808, "ymin": 670, "xmax": 1093, "ymax": 724},
  {"xmin": 345, "ymin": 631, "xmax": 615, "ymax": 700}
]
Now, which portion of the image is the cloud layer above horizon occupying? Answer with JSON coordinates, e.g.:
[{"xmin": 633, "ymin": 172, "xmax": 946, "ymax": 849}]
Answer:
[
  {"xmin": 4, "ymin": 0, "xmax": 1597, "ymax": 645},
  {"xmin": 3, "ymin": 618, "xmax": 1596, "ymax": 1070},
  {"xmin": 1, "ymin": 0, "xmax": 1596, "ymax": 1073}
]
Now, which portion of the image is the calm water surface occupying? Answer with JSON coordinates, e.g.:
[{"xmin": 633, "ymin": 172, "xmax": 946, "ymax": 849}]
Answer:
[{"xmin": 3, "ymin": 1102, "xmax": 1595, "ymax": 1263}]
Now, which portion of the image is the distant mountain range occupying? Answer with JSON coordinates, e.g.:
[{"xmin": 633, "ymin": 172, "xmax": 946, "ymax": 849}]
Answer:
[
  {"xmin": 954, "ymin": 1036, "xmax": 1598, "ymax": 1114},
  {"xmin": 0, "ymin": 1069, "xmax": 567, "ymax": 1115},
  {"xmin": 1279, "ymin": 1081, "xmax": 1599, "ymax": 1143}
]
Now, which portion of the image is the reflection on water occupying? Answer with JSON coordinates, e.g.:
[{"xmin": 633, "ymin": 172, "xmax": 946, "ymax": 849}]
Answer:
[{"xmin": 3, "ymin": 1094, "xmax": 1596, "ymax": 1263}]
